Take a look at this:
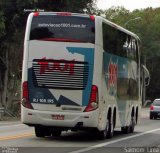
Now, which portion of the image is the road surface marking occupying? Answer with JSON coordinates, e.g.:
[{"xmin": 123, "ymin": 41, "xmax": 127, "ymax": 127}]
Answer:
[
  {"xmin": 69, "ymin": 128, "xmax": 160, "ymax": 153},
  {"xmin": 0, "ymin": 124, "xmax": 24, "ymax": 129},
  {"xmin": 0, "ymin": 133, "xmax": 34, "ymax": 141}
]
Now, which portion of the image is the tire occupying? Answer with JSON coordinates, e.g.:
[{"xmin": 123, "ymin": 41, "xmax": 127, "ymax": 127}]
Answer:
[
  {"xmin": 52, "ymin": 129, "xmax": 62, "ymax": 137},
  {"xmin": 150, "ymin": 113, "xmax": 153, "ymax": 120},
  {"xmin": 122, "ymin": 116, "xmax": 135, "ymax": 134},
  {"xmin": 35, "ymin": 126, "xmax": 51, "ymax": 137},
  {"xmin": 130, "ymin": 117, "xmax": 135, "ymax": 133},
  {"xmin": 106, "ymin": 118, "xmax": 114, "ymax": 139},
  {"xmin": 35, "ymin": 126, "xmax": 45, "ymax": 138},
  {"xmin": 121, "ymin": 126, "xmax": 130, "ymax": 134},
  {"xmin": 97, "ymin": 120, "xmax": 109, "ymax": 140}
]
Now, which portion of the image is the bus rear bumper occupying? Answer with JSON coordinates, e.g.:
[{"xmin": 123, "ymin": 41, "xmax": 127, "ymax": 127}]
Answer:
[{"xmin": 21, "ymin": 107, "xmax": 99, "ymax": 129}]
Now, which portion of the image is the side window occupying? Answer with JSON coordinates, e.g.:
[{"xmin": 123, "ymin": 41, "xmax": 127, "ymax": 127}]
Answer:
[
  {"xmin": 132, "ymin": 38, "xmax": 137, "ymax": 61},
  {"xmin": 117, "ymin": 30, "xmax": 127, "ymax": 57},
  {"xmin": 102, "ymin": 22, "xmax": 139, "ymax": 61},
  {"xmin": 126, "ymin": 37, "xmax": 138, "ymax": 61},
  {"xmin": 103, "ymin": 23, "xmax": 117, "ymax": 54},
  {"xmin": 102, "ymin": 22, "xmax": 127, "ymax": 58},
  {"xmin": 135, "ymin": 40, "xmax": 139, "ymax": 63}
]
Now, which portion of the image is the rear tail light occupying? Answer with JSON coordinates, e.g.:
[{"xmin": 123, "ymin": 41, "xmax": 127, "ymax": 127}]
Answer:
[
  {"xmin": 90, "ymin": 15, "xmax": 95, "ymax": 21},
  {"xmin": 22, "ymin": 81, "xmax": 33, "ymax": 109},
  {"xmin": 150, "ymin": 105, "xmax": 154, "ymax": 110},
  {"xmin": 84, "ymin": 85, "xmax": 98, "ymax": 112},
  {"xmin": 33, "ymin": 12, "xmax": 39, "ymax": 17}
]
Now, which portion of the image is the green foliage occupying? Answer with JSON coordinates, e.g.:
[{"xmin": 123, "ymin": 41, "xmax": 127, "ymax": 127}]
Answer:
[{"xmin": 104, "ymin": 6, "xmax": 130, "ymax": 23}]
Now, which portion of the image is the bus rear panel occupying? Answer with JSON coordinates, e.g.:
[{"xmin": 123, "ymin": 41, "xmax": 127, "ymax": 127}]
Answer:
[{"xmin": 21, "ymin": 12, "xmax": 99, "ymax": 130}]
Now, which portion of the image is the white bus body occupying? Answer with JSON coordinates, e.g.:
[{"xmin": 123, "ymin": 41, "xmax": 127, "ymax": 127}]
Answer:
[{"xmin": 21, "ymin": 12, "xmax": 142, "ymax": 139}]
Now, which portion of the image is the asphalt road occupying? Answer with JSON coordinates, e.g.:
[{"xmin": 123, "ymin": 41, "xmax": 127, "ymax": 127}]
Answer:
[{"xmin": 1, "ymin": 108, "xmax": 160, "ymax": 153}]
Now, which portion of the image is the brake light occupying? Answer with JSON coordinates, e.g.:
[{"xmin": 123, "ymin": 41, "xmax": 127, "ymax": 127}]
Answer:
[
  {"xmin": 22, "ymin": 81, "xmax": 33, "ymax": 109},
  {"xmin": 57, "ymin": 12, "xmax": 71, "ymax": 16},
  {"xmin": 22, "ymin": 82, "xmax": 28, "ymax": 99},
  {"xmin": 90, "ymin": 15, "xmax": 95, "ymax": 21},
  {"xmin": 34, "ymin": 12, "xmax": 39, "ymax": 17},
  {"xmin": 150, "ymin": 105, "xmax": 154, "ymax": 110},
  {"xmin": 84, "ymin": 85, "xmax": 98, "ymax": 112}
]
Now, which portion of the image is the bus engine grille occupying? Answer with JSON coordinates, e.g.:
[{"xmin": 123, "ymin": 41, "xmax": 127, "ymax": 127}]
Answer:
[{"xmin": 32, "ymin": 59, "xmax": 89, "ymax": 90}]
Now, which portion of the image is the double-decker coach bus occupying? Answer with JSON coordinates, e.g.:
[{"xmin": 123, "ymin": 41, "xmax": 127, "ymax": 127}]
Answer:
[{"xmin": 21, "ymin": 12, "xmax": 148, "ymax": 139}]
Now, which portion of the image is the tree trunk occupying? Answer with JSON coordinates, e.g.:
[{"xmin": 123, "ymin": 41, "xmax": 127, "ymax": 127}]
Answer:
[
  {"xmin": 1, "ymin": 48, "xmax": 8, "ymax": 107},
  {"xmin": 0, "ymin": 73, "xmax": 2, "ymax": 107}
]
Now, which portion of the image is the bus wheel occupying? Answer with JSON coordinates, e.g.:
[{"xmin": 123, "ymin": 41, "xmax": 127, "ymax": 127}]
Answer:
[
  {"xmin": 130, "ymin": 116, "xmax": 136, "ymax": 133},
  {"xmin": 150, "ymin": 114, "xmax": 153, "ymax": 120},
  {"xmin": 35, "ymin": 126, "xmax": 45, "ymax": 138},
  {"xmin": 121, "ymin": 126, "xmax": 130, "ymax": 134},
  {"xmin": 97, "ymin": 120, "xmax": 109, "ymax": 140},
  {"xmin": 106, "ymin": 118, "xmax": 114, "ymax": 138},
  {"xmin": 52, "ymin": 129, "xmax": 62, "ymax": 137}
]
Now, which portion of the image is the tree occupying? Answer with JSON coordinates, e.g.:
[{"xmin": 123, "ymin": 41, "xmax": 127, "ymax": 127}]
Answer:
[{"xmin": 104, "ymin": 6, "xmax": 130, "ymax": 25}]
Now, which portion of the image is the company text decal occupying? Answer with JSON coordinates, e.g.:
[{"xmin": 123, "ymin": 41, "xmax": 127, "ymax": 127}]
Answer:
[
  {"xmin": 38, "ymin": 57, "xmax": 75, "ymax": 75},
  {"xmin": 108, "ymin": 59, "xmax": 118, "ymax": 89}
]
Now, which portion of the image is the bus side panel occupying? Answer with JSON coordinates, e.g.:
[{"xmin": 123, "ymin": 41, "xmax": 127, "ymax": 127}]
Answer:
[
  {"xmin": 92, "ymin": 44, "xmax": 106, "ymax": 131},
  {"xmin": 103, "ymin": 52, "xmax": 131, "ymax": 127},
  {"xmin": 22, "ymin": 13, "xmax": 33, "ymax": 84}
]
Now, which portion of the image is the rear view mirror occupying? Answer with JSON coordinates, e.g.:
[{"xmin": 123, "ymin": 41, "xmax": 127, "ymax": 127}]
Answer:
[
  {"xmin": 142, "ymin": 65, "xmax": 150, "ymax": 86},
  {"xmin": 143, "ymin": 100, "xmax": 152, "ymax": 107}
]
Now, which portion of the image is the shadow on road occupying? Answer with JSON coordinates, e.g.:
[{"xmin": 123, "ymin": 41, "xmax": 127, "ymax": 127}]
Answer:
[{"xmin": 34, "ymin": 130, "xmax": 142, "ymax": 143}]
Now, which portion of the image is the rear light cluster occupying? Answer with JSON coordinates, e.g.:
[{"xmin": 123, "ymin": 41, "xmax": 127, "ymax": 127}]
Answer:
[
  {"xmin": 150, "ymin": 105, "xmax": 154, "ymax": 110},
  {"xmin": 57, "ymin": 12, "xmax": 71, "ymax": 16},
  {"xmin": 90, "ymin": 15, "xmax": 95, "ymax": 21},
  {"xmin": 84, "ymin": 85, "xmax": 98, "ymax": 112},
  {"xmin": 33, "ymin": 12, "xmax": 95, "ymax": 21},
  {"xmin": 34, "ymin": 12, "xmax": 39, "ymax": 16},
  {"xmin": 22, "ymin": 81, "xmax": 33, "ymax": 109},
  {"xmin": 34, "ymin": 12, "xmax": 72, "ymax": 17}
]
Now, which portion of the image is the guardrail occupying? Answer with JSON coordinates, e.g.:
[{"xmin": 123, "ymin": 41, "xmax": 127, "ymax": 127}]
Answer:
[
  {"xmin": 0, "ymin": 107, "xmax": 15, "ymax": 119},
  {"xmin": 0, "ymin": 107, "xmax": 5, "ymax": 114},
  {"xmin": 0, "ymin": 107, "xmax": 5, "ymax": 119}
]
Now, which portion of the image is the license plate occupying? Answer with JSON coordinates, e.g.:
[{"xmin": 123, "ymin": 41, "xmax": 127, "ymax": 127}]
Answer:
[{"xmin": 52, "ymin": 114, "xmax": 64, "ymax": 120}]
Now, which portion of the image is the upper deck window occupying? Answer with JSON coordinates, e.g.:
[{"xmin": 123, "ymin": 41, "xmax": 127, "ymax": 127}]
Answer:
[{"xmin": 102, "ymin": 22, "xmax": 139, "ymax": 62}]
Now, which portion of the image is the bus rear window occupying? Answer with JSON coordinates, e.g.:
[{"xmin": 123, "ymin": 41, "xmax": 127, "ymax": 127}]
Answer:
[{"xmin": 30, "ymin": 15, "xmax": 95, "ymax": 44}]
